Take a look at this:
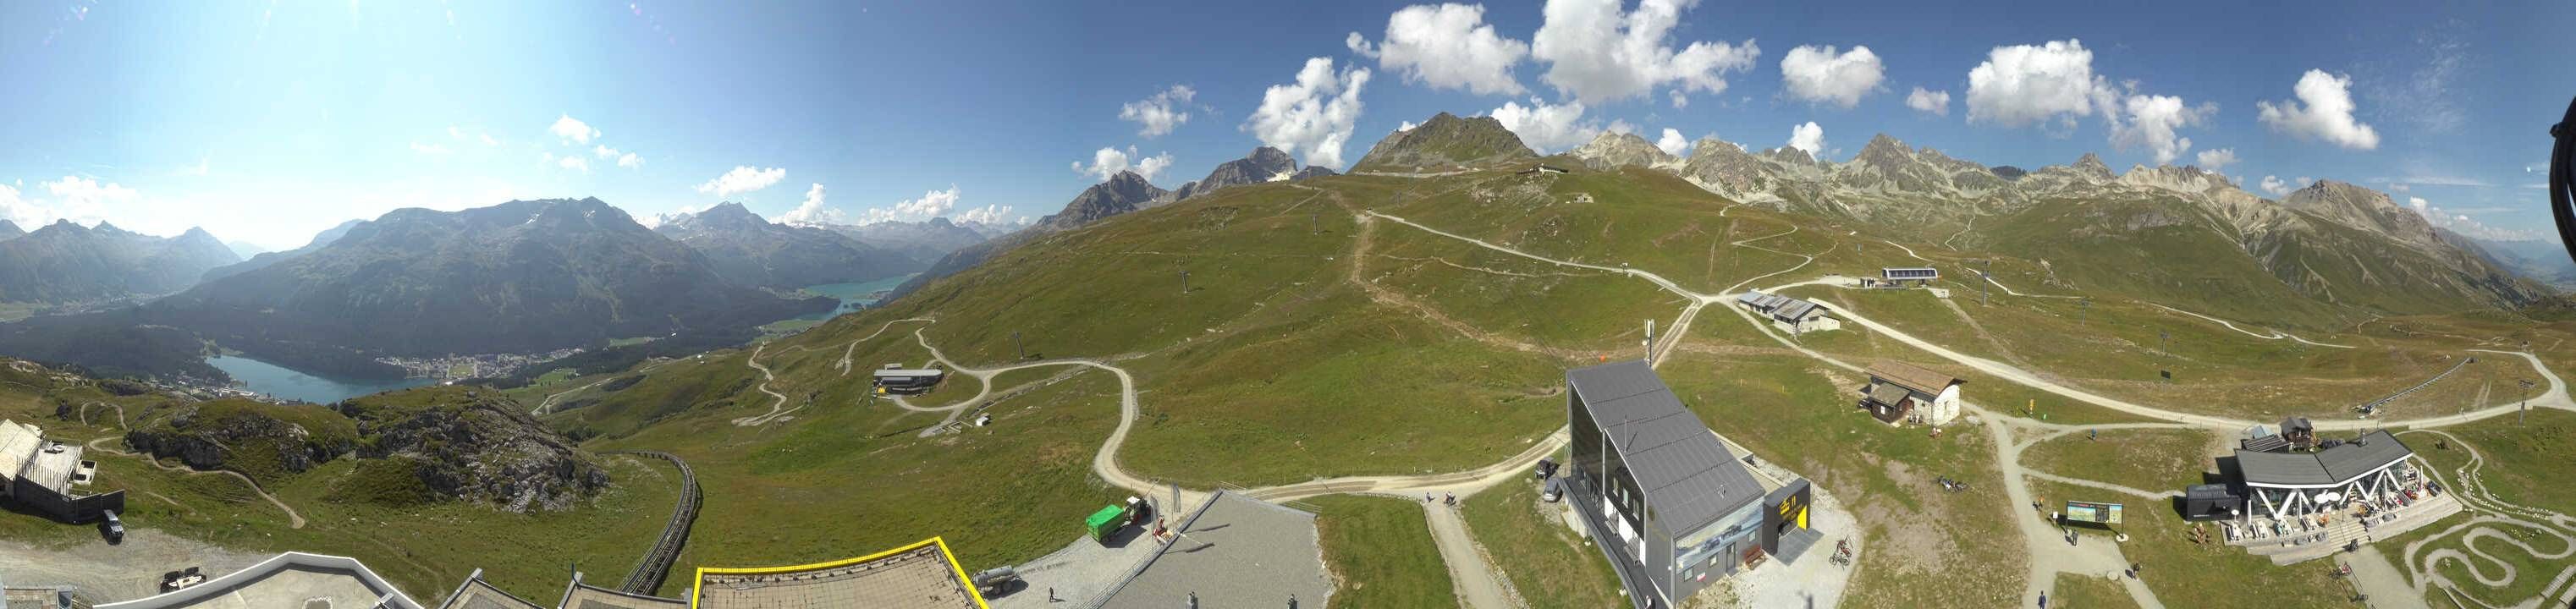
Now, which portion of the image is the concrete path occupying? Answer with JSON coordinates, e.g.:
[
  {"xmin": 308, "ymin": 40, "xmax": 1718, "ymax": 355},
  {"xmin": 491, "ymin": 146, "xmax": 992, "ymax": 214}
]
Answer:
[
  {"xmin": 2345, "ymin": 546, "xmax": 2431, "ymax": 609},
  {"xmin": 2148, "ymin": 304, "xmax": 2354, "ymax": 348},
  {"xmin": 1422, "ymin": 500, "xmax": 1514, "ymax": 609},
  {"xmin": 1986, "ymin": 416, "xmax": 2166, "ymax": 609}
]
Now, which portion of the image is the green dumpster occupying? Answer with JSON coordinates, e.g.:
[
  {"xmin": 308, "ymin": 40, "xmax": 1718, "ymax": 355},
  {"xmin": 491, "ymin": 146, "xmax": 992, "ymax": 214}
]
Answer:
[{"xmin": 1085, "ymin": 504, "xmax": 1127, "ymax": 543}]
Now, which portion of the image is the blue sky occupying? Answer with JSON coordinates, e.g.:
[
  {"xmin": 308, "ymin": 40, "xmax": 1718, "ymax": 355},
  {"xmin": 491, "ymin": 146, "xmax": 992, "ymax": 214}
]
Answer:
[{"xmin": 2, "ymin": 0, "xmax": 2570, "ymax": 250}]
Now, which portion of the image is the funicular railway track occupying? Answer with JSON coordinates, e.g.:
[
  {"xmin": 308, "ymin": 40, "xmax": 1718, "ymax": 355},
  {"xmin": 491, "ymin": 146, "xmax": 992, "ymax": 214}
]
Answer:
[{"xmin": 606, "ymin": 450, "xmax": 701, "ymax": 595}]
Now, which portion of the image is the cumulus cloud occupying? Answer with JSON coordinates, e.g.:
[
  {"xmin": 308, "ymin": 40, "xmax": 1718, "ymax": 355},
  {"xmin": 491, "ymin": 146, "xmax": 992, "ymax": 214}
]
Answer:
[
  {"xmin": 1350, "ymin": 3, "xmax": 1530, "ymax": 96},
  {"xmin": 1965, "ymin": 39, "xmax": 2109, "ymax": 128},
  {"xmin": 549, "ymin": 114, "xmax": 600, "ymax": 144},
  {"xmin": 1787, "ymin": 121, "xmax": 1825, "ymax": 156},
  {"xmin": 954, "ymin": 203, "xmax": 1015, "ymax": 226},
  {"xmin": 1071, "ymin": 146, "xmax": 1176, "ymax": 183},
  {"xmin": 696, "ymin": 166, "xmax": 786, "ymax": 198},
  {"xmin": 2194, "ymin": 148, "xmax": 2238, "ymax": 173},
  {"xmin": 556, "ymin": 156, "xmax": 589, "ymax": 173},
  {"xmin": 410, "ymin": 142, "xmax": 450, "ymax": 156},
  {"xmin": 2258, "ymin": 69, "xmax": 2380, "ymax": 150},
  {"xmin": 2111, "ymin": 94, "xmax": 2215, "ymax": 164},
  {"xmin": 856, "ymin": 185, "xmax": 964, "ymax": 225},
  {"xmin": 779, "ymin": 184, "xmax": 844, "ymax": 226},
  {"xmin": 1779, "ymin": 45, "xmax": 1884, "ymax": 108},
  {"xmin": 1655, "ymin": 128, "xmax": 1691, "ymax": 156},
  {"xmin": 1489, "ymin": 97, "xmax": 1606, "ymax": 154},
  {"xmin": 1119, "ymin": 85, "xmax": 1199, "ymax": 139},
  {"xmin": 1531, "ymin": 0, "xmax": 1760, "ymax": 106},
  {"xmin": 1396, "ymin": 121, "xmax": 1418, "ymax": 133},
  {"xmin": 2256, "ymin": 175, "xmax": 2316, "ymax": 197},
  {"xmin": 592, "ymin": 145, "xmax": 620, "ymax": 158},
  {"xmin": 616, "ymin": 153, "xmax": 642, "ymax": 168},
  {"xmin": 1243, "ymin": 58, "xmax": 1370, "ymax": 168},
  {"xmin": 0, "ymin": 176, "xmax": 135, "ymax": 230},
  {"xmin": 1906, "ymin": 87, "xmax": 1951, "ymax": 116}
]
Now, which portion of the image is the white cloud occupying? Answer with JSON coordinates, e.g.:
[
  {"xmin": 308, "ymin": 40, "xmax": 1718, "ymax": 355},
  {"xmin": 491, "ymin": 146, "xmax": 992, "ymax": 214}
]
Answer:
[
  {"xmin": 779, "ymin": 184, "xmax": 843, "ymax": 226},
  {"xmin": 0, "ymin": 176, "xmax": 135, "ymax": 231},
  {"xmin": 410, "ymin": 142, "xmax": 451, "ymax": 156},
  {"xmin": 1655, "ymin": 128, "xmax": 1691, "ymax": 156},
  {"xmin": 954, "ymin": 203, "xmax": 1014, "ymax": 225},
  {"xmin": 556, "ymin": 156, "xmax": 589, "ymax": 173},
  {"xmin": 1351, "ymin": 3, "xmax": 1529, "ymax": 96},
  {"xmin": 857, "ymin": 185, "xmax": 964, "ymax": 225},
  {"xmin": 1530, "ymin": 0, "xmax": 1760, "ymax": 107},
  {"xmin": 1243, "ymin": 57, "xmax": 1370, "ymax": 169},
  {"xmin": 2407, "ymin": 195, "xmax": 2548, "ymax": 241},
  {"xmin": 1071, "ymin": 146, "xmax": 1176, "ymax": 183},
  {"xmin": 1965, "ymin": 39, "xmax": 2109, "ymax": 128},
  {"xmin": 696, "ymin": 166, "xmax": 787, "ymax": 198},
  {"xmin": 2111, "ymin": 94, "xmax": 2215, "ymax": 164},
  {"xmin": 2194, "ymin": 148, "xmax": 2238, "ymax": 172},
  {"xmin": 1787, "ymin": 121, "xmax": 1825, "ymax": 156},
  {"xmin": 616, "ymin": 153, "xmax": 642, "ymax": 168},
  {"xmin": 2389, "ymin": 183, "xmax": 2410, "ymax": 192},
  {"xmin": 447, "ymin": 126, "xmax": 464, "ymax": 140},
  {"xmin": 479, "ymin": 133, "xmax": 498, "ymax": 146},
  {"xmin": 1778, "ymin": 45, "xmax": 1884, "ymax": 108},
  {"xmin": 2257, "ymin": 69, "xmax": 2380, "ymax": 150},
  {"xmin": 2260, "ymin": 175, "xmax": 2293, "ymax": 196},
  {"xmin": 592, "ymin": 145, "xmax": 620, "ymax": 158},
  {"xmin": 1119, "ymin": 85, "xmax": 1198, "ymax": 139},
  {"xmin": 549, "ymin": 114, "xmax": 600, "ymax": 144},
  {"xmin": 1489, "ymin": 97, "xmax": 1605, "ymax": 154},
  {"xmin": 1396, "ymin": 121, "xmax": 1418, "ymax": 132},
  {"xmin": 1905, "ymin": 87, "xmax": 1951, "ymax": 116}
]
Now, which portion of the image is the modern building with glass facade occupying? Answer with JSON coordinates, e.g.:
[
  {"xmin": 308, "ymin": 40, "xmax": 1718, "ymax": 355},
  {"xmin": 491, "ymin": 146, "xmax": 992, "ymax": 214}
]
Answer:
[{"xmin": 1563, "ymin": 360, "xmax": 1811, "ymax": 609}]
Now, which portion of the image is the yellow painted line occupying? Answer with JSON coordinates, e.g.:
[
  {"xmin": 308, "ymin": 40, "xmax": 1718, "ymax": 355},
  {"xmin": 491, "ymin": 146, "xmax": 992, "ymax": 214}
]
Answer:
[{"xmin": 687, "ymin": 537, "xmax": 988, "ymax": 608}]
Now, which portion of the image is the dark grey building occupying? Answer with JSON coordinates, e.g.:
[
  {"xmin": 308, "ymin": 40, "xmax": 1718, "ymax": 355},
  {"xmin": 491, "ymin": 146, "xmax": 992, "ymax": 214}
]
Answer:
[{"xmin": 1564, "ymin": 361, "xmax": 1810, "ymax": 609}]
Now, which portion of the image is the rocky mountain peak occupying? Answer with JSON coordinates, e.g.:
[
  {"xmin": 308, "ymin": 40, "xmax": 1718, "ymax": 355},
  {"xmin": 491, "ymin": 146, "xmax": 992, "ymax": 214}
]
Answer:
[
  {"xmin": 1569, "ymin": 130, "xmax": 1676, "ymax": 170},
  {"xmin": 0, "ymin": 220, "xmax": 21, "ymax": 240},
  {"xmin": 2073, "ymin": 152, "xmax": 2112, "ymax": 178},
  {"xmin": 1352, "ymin": 112, "xmax": 1538, "ymax": 171}
]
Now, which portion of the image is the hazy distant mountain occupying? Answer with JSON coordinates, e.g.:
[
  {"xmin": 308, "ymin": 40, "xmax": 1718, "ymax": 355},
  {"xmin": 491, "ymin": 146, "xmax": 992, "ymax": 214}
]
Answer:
[
  {"xmin": 0, "ymin": 221, "xmax": 23, "ymax": 241},
  {"xmin": 201, "ymin": 219, "xmax": 366, "ymax": 283},
  {"xmin": 2448, "ymin": 233, "xmax": 2576, "ymax": 291},
  {"xmin": 135, "ymin": 198, "xmax": 826, "ymax": 363},
  {"xmin": 1351, "ymin": 112, "xmax": 1538, "ymax": 173},
  {"xmin": 826, "ymin": 217, "xmax": 995, "ymax": 266},
  {"xmin": 652, "ymin": 202, "xmax": 922, "ymax": 289},
  {"xmin": 0, "ymin": 221, "xmax": 239, "ymax": 304},
  {"xmin": 224, "ymin": 240, "xmax": 269, "ymax": 259}
]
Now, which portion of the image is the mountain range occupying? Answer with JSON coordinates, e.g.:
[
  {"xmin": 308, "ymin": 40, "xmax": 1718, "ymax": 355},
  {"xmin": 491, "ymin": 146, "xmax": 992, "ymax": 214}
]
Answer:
[
  {"xmin": 1351, "ymin": 112, "xmax": 1539, "ymax": 173},
  {"xmin": 1566, "ymin": 129, "xmax": 2546, "ymax": 322},
  {"xmin": 651, "ymin": 202, "xmax": 921, "ymax": 289},
  {"xmin": 823, "ymin": 217, "xmax": 1004, "ymax": 266},
  {"xmin": 887, "ymin": 146, "xmax": 1339, "ymax": 301},
  {"xmin": 0, "ymin": 220, "xmax": 239, "ymax": 304}
]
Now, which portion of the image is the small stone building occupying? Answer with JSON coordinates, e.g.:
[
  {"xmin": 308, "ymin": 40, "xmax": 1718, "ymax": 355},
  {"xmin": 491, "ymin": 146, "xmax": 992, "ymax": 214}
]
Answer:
[{"xmin": 1857, "ymin": 362, "xmax": 1964, "ymax": 426}]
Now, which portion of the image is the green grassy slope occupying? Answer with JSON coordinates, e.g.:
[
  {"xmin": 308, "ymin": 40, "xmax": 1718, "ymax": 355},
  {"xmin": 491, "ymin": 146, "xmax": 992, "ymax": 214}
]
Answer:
[{"xmin": 1307, "ymin": 495, "xmax": 1456, "ymax": 607}]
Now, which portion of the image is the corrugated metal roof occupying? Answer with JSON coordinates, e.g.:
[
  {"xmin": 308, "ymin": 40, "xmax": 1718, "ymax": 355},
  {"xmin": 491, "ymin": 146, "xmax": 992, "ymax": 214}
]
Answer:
[
  {"xmin": 1773, "ymin": 299, "xmax": 1820, "ymax": 321},
  {"xmin": 2235, "ymin": 431, "xmax": 2412, "ymax": 486},
  {"xmin": 1867, "ymin": 361, "xmax": 1960, "ymax": 394},
  {"xmin": 0, "ymin": 420, "xmax": 41, "ymax": 484},
  {"xmin": 1567, "ymin": 361, "xmax": 1765, "ymax": 535},
  {"xmin": 1864, "ymin": 382, "xmax": 1912, "ymax": 406}
]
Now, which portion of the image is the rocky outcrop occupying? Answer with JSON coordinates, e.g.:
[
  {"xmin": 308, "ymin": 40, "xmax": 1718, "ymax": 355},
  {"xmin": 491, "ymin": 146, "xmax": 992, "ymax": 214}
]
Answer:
[
  {"xmin": 337, "ymin": 387, "xmax": 611, "ymax": 513},
  {"xmin": 124, "ymin": 399, "xmax": 358, "ymax": 481},
  {"xmin": 1168, "ymin": 147, "xmax": 1300, "ymax": 203}
]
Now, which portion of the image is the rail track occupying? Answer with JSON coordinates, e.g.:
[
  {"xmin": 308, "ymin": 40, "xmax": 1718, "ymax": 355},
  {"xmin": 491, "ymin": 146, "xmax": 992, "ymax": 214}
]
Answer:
[{"xmin": 606, "ymin": 450, "xmax": 700, "ymax": 595}]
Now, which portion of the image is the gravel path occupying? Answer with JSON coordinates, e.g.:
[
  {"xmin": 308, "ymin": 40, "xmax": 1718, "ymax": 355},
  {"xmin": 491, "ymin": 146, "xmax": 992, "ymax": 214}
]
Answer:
[{"xmin": 0, "ymin": 529, "xmax": 268, "ymax": 603}]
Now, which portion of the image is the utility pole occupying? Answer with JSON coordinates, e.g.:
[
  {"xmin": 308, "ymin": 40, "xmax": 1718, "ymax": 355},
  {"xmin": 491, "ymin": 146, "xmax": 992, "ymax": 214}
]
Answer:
[
  {"xmin": 1312, "ymin": 211, "xmax": 1320, "ymax": 234},
  {"xmin": 1180, "ymin": 269, "xmax": 1190, "ymax": 295},
  {"xmin": 2520, "ymin": 378, "xmax": 2537, "ymax": 426},
  {"xmin": 1643, "ymin": 319, "xmax": 1656, "ymax": 362},
  {"xmin": 2079, "ymin": 297, "xmax": 2091, "ymax": 326},
  {"xmin": 1014, "ymin": 332, "xmax": 1025, "ymax": 361}
]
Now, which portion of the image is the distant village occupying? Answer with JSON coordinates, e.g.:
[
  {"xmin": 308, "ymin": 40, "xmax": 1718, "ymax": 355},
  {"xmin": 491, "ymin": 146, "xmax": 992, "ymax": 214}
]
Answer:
[{"xmin": 377, "ymin": 347, "xmax": 588, "ymax": 381}]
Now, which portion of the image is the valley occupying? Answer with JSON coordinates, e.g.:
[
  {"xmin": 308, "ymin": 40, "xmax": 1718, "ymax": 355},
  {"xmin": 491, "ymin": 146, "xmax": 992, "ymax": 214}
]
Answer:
[{"xmin": 3, "ymin": 116, "xmax": 2572, "ymax": 609}]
